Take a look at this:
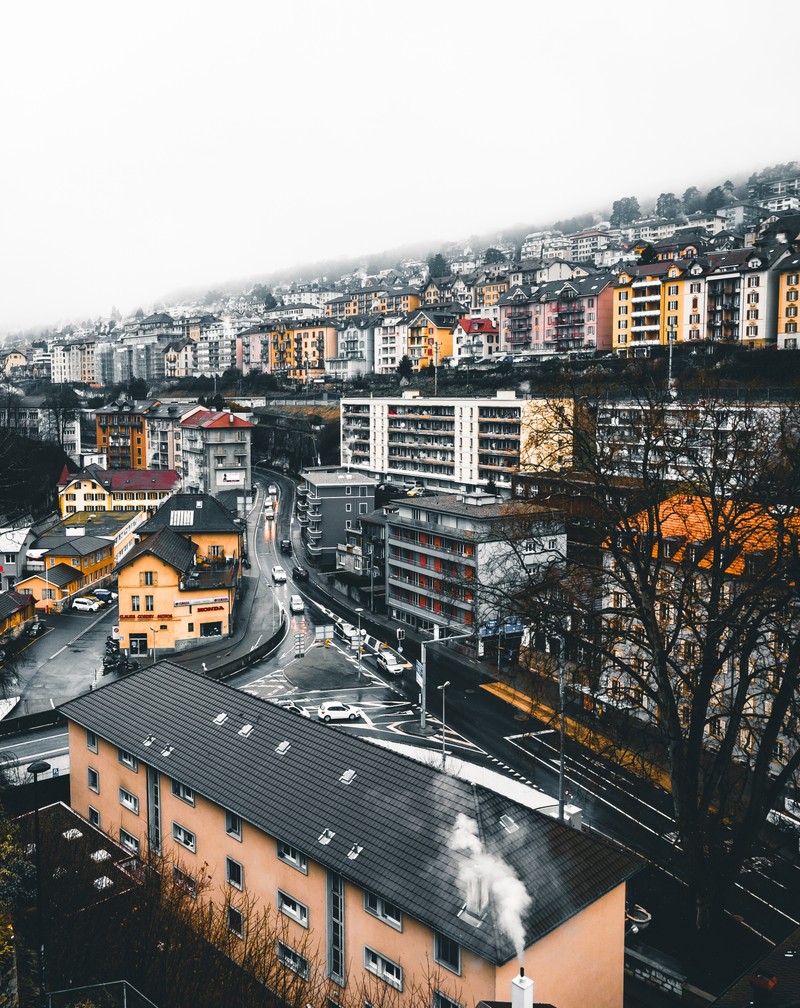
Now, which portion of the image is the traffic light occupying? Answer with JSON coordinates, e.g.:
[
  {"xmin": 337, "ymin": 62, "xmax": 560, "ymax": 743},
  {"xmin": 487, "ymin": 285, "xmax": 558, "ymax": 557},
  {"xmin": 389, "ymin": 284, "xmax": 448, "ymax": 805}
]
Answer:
[{"xmin": 397, "ymin": 628, "xmax": 405, "ymax": 640}]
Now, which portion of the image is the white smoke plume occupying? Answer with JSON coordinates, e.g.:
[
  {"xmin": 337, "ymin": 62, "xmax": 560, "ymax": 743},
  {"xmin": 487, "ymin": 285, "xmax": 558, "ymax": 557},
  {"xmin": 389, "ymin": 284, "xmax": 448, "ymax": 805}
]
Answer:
[{"xmin": 449, "ymin": 813, "xmax": 532, "ymax": 957}]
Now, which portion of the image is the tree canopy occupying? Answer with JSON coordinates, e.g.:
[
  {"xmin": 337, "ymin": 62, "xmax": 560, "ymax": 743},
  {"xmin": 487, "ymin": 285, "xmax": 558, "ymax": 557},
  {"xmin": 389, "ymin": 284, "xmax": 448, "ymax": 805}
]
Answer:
[
  {"xmin": 427, "ymin": 253, "xmax": 449, "ymax": 278},
  {"xmin": 480, "ymin": 388, "xmax": 800, "ymax": 935},
  {"xmin": 610, "ymin": 196, "xmax": 641, "ymax": 228}
]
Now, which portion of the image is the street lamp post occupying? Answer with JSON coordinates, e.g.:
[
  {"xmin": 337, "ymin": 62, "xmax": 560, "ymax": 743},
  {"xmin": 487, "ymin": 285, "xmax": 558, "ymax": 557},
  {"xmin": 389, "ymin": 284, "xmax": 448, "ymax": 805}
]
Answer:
[
  {"xmin": 437, "ymin": 681, "xmax": 450, "ymax": 768},
  {"xmin": 150, "ymin": 626, "xmax": 158, "ymax": 661},
  {"xmin": 557, "ymin": 638, "xmax": 566, "ymax": 822},
  {"xmin": 27, "ymin": 759, "xmax": 51, "ymax": 1006},
  {"xmin": 355, "ymin": 607, "xmax": 364, "ymax": 682},
  {"xmin": 667, "ymin": 325, "xmax": 677, "ymax": 400}
]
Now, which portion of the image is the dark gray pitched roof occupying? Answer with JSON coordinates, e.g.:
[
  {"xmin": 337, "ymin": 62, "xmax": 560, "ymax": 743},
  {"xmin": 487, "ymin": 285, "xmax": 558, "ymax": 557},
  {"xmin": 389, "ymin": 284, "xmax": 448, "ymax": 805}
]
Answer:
[
  {"xmin": 140, "ymin": 494, "xmax": 240, "ymax": 535},
  {"xmin": 121, "ymin": 527, "xmax": 197, "ymax": 573},
  {"xmin": 0, "ymin": 590, "xmax": 33, "ymax": 620},
  {"xmin": 37, "ymin": 535, "xmax": 112, "ymax": 556},
  {"xmin": 60, "ymin": 662, "xmax": 640, "ymax": 965},
  {"xmin": 39, "ymin": 562, "xmax": 82, "ymax": 588}
]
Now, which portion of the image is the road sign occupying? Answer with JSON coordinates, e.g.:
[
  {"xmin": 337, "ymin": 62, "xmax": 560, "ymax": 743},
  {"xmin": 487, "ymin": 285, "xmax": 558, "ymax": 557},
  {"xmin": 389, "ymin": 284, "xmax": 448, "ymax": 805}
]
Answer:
[
  {"xmin": 415, "ymin": 660, "xmax": 424, "ymax": 687},
  {"xmin": 112, "ymin": 625, "xmax": 121, "ymax": 640}
]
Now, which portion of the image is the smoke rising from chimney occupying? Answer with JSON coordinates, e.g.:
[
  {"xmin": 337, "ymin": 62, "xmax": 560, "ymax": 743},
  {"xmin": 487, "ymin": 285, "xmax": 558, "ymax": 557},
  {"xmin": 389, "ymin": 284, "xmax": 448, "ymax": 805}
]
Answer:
[{"xmin": 449, "ymin": 813, "xmax": 531, "ymax": 957}]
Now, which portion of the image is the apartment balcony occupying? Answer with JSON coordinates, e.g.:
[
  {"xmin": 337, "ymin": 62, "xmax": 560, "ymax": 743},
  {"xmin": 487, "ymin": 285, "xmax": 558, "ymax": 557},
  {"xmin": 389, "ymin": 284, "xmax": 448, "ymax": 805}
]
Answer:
[
  {"xmin": 629, "ymin": 324, "xmax": 662, "ymax": 334},
  {"xmin": 296, "ymin": 498, "xmax": 309, "ymax": 513},
  {"xmin": 297, "ymin": 512, "xmax": 309, "ymax": 527},
  {"xmin": 506, "ymin": 310, "xmax": 531, "ymax": 319},
  {"xmin": 307, "ymin": 526, "xmax": 323, "ymax": 540},
  {"xmin": 179, "ymin": 557, "xmax": 238, "ymax": 591}
]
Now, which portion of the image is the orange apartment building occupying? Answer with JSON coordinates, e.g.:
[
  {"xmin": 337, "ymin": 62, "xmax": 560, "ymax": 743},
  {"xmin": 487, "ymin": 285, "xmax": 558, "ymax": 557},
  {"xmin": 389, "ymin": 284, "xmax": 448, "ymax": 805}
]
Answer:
[
  {"xmin": 115, "ymin": 493, "xmax": 244, "ymax": 657},
  {"xmin": 96, "ymin": 399, "xmax": 157, "ymax": 470},
  {"xmin": 57, "ymin": 464, "xmax": 180, "ymax": 517},
  {"xmin": 406, "ymin": 308, "xmax": 458, "ymax": 369},
  {"xmin": 61, "ymin": 662, "xmax": 639, "ymax": 1008}
]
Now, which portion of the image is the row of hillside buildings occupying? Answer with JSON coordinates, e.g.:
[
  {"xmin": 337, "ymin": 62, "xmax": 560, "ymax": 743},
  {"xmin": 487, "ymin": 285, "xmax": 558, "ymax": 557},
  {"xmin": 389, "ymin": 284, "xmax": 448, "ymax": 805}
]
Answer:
[{"xmin": 4, "ymin": 211, "xmax": 800, "ymax": 388}]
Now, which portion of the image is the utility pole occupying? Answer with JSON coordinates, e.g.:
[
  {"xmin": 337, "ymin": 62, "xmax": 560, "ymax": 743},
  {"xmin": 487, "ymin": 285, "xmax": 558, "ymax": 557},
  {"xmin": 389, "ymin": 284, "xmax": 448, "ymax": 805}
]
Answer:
[{"xmin": 419, "ymin": 627, "xmax": 472, "ymax": 731}]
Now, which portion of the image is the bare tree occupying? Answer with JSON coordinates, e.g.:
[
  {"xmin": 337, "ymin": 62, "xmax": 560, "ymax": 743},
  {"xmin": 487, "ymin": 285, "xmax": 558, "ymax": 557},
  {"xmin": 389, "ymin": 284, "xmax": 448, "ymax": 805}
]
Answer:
[{"xmin": 481, "ymin": 388, "xmax": 800, "ymax": 932}]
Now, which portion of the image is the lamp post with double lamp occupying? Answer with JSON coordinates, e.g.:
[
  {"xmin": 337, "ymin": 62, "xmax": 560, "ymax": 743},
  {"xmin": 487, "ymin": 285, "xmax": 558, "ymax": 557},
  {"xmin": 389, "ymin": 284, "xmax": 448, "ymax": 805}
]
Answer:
[
  {"xmin": 437, "ymin": 681, "xmax": 450, "ymax": 768},
  {"xmin": 355, "ymin": 607, "xmax": 364, "ymax": 682},
  {"xmin": 150, "ymin": 625, "xmax": 159, "ymax": 661},
  {"xmin": 27, "ymin": 759, "xmax": 51, "ymax": 1006}
]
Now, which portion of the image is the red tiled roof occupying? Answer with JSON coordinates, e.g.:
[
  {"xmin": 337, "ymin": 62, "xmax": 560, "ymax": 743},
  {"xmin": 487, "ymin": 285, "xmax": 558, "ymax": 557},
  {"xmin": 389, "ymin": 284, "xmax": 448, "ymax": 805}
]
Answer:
[
  {"xmin": 621, "ymin": 496, "xmax": 800, "ymax": 577},
  {"xmin": 59, "ymin": 466, "xmax": 179, "ymax": 492},
  {"xmin": 179, "ymin": 410, "xmax": 253, "ymax": 429},
  {"xmin": 458, "ymin": 318, "xmax": 498, "ymax": 334}
]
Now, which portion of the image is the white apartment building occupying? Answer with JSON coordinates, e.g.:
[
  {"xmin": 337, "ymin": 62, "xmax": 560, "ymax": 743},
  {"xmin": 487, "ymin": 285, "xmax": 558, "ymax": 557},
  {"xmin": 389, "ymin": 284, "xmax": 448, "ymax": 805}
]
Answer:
[
  {"xmin": 384, "ymin": 491, "xmax": 565, "ymax": 635},
  {"xmin": 50, "ymin": 341, "xmax": 97, "ymax": 385},
  {"xmin": 341, "ymin": 390, "xmax": 575, "ymax": 495},
  {"xmin": 374, "ymin": 314, "xmax": 408, "ymax": 373}
]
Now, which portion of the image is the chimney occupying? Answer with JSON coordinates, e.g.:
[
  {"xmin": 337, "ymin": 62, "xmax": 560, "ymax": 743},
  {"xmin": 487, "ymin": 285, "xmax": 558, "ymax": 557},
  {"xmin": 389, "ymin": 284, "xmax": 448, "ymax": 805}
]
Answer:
[{"xmin": 512, "ymin": 968, "xmax": 534, "ymax": 1008}]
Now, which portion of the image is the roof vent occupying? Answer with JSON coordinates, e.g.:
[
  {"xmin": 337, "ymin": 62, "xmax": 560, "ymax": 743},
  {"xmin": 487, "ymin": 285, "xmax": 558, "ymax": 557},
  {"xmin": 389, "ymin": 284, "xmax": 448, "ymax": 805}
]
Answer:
[
  {"xmin": 93, "ymin": 876, "xmax": 114, "ymax": 890},
  {"xmin": 143, "ymin": 735, "xmax": 155, "ymax": 747},
  {"xmin": 275, "ymin": 740, "xmax": 291, "ymax": 755},
  {"xmin": 213, "ymin": 712, "xmax": 228, "ymax": 725},
  {"xmin": 62, "ymin": 829, "xmax": 83, "ymax": 841},
  {"xmin": 318, "ymin": 828, "xmax": 336, "ymax": 845},
  {"xmin": 339, "ymin": 768, "xmax": 357, "ymax": 784},
  {"xmin": 91, "ymin": 849, "xmax": 111, "ymax": 862},
  {"xmin": 161, "ymin": 745, "xmax": 174, "ymax": 757},
  {"xmin": 347, "ymin": 843, "xmax": 363, "ymax": 860},
  {"xmin": 500, "ymin": 814, "xmax": 519, "ymax": 834},
  {"xmin": 239, "ymin": 723, "xmax": 254, "ymax": 738}
]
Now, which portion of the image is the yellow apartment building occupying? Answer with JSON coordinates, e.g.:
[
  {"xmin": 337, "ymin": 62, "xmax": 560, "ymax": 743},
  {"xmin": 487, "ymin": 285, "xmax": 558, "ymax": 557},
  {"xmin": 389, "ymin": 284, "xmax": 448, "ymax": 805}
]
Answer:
[
  {"xmin": 57, "ymin": 464, "xmax": 180, "ymax": 517},
  {"xmin": 406, "ymin": 308, "xmax": 457, "ymax": 368},
  {"xmin": 776, "ymin": 253, "xmax": 800, "ymax": 349},
  {"xmin": 115, "ymin": 493, "xmax": 244, "ymax": 656},
  {"xmin": 61, "ymin": 662, "xmax": 639, "ymax": 1008}
]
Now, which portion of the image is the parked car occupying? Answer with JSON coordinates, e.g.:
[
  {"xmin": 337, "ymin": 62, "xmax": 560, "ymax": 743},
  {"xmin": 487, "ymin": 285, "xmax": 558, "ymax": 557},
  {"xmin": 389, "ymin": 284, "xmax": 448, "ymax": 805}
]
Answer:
[
  {"xmin": 73, "ymin": 597, "xmax": 101, "ymax": 612},
  {"xmin": 292, "ymin": 565, "xmax": 309, "ymax": 581},
  {"xmin": 24, "ymin": 621, "xmax": 46, "ymax": 637},
  {"xmin": 317, "ymin": 701, "xmax": 363, "ymax": 722},
  {"xmin": 81, "ymin": 594, "xmax": 107, "ymax": 607},
  {"xmin": 271, "ymin": 565, "xmax": 287, "ymax": 583},
  {"xmin": 93, "ymin": 588, "xmax": 118, "ymax": 602},
  {"xmin": 280, "ymin": 539, "xmax": 292, "ymax": 555},
  {"xmin": 289, "ymin": 594, "xmax": 305, "ymax": 614}
]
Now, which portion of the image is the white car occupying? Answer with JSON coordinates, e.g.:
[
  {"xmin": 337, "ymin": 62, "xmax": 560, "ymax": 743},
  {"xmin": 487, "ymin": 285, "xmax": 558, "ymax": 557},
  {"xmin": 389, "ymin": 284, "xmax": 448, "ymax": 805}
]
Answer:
[
  {"xmin": 73, "ymin": 597, "xmax": 101, "ymax": 612},
  {"xmin": 376, "ymin": 652, "xmax": 406, "ymax": 677},
  {"xmin": 289, "ymin": 594, "xmax": 305, "ymax": 614},
  {"xmin": 264, "ymin": 505, "xmax": 275, "ymax": 520},
  {"xmin": 268, "ymin": 484, "xmax": 278, "ymax": 495},
  {"xmin": 271, "ymin": 565, "xmax": 287, "ymax": 583},
  {"xmin": 317, "ymin": 701, "xmax": 363, "ymax": 723}
]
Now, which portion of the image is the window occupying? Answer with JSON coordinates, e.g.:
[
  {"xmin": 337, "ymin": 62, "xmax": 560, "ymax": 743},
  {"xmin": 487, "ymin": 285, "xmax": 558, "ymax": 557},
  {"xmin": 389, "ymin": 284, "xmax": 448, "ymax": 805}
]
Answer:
[
  {"xmin": 787, "ymin": 306, "xmax": 798, "ymax": 317},
  {"xmin": 788, "ymin": 273, "xmax": 799, "ymax": 285},
  {"xmin": 364, "ymin": 947, "xmax": 403, "ymax": 990},
  {"xmin": 174, "ymin": 866, "xmax": 197, "ymax": 898},
  {"xmin": 87, "ymin": 767, "xmax": 99, "ymax": 793},
  {"xmin": 278, "ymin": 941, "xmax": 310, "ymax": 979},
  {"xmin": 364, "ymin": 891, "xmax": 403, "ymax": 929},
  {"xmin": 86, "ymin": 730, "xmax": 98, "ymax": 752},
  {"xmin": 225, "ymin": 810, "xmax": 242, "ymax": 840},
  {"xmin": 173, "ymin": 822, "xmax": 196, "ymax": 852},
  {"xmin": 88, "ymin": 806, "xmax": 100, "ymax": 828},
  {"xmin": 667, "ymin": 284, "xmax": 678, "ymax": 295},
  {"xmin": 119, "ymin": 787, "xmax": 139, "ymax": 814},
  {"xmin": 118, "ymin": 748, "xmax": 138, "ymax": 771},
  {"xmin": 172, "ymin": 780, "xmax": 195, "ymax": 805},
  {"xmin": 226, "ymin": 857, "xmax": 243, "ymax": 890},
  {"xmin": 227, "ymin": 906, "xmax": 243, "ymax": 938},
  {"xmin": 434, "ymin": 993, "xmax": 462, "ymax": 1008},
  {"xmin": 131, "ymin": 595, "xmax": 141, "ymax": 612},
  {"xmin": 619, "ymin": 291, "xmax": 629, "ymax": 300},
  {"xmin": 278, "ymin": 890, "xmax": 309, "ymax": 926},
  {"xmin": 144, "ymin": 571, "xmax": 155, "ymax": 586},
  {"xmin": 145, "ymin": 595, "xmax": 154, "ymax": 611},
  {"xmin": 277, "ymin": 841, "xmax": 307, "ymax": 873},
  {"xmin": 690, "ymin": 282, "xmax": 701, "ymax": 293},
  {"xmin": 747, "ymin": 275, "xmax": 760, "ymax": 287},
  {"xmin": 787, "ymin": 323, "xmax": 798, "ymax": 334},
  {"xmin": 434, "ymin": 932, "xmax": 461, "ymax": 974},
  {"xmin": 747, "ymin": 292, "xmax": 760, "ymax": 303},
  {"xmin": 119, "ymin": 829, "xmax": 139, "ymax": 854},
  {"xmin": 788, "ymin": 290, "xmax": 798, "ymax": 301},
  {"xmin": 618, "ymin": 305, "xmax": 628, "ymax": 315}
]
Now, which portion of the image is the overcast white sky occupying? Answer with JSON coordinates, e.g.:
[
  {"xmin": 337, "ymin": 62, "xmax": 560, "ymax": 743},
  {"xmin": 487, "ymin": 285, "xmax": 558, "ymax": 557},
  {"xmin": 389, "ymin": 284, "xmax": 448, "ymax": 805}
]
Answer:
[{"xmin": 0, "ymin": 0, "xmax": 797, "ymax": 334}]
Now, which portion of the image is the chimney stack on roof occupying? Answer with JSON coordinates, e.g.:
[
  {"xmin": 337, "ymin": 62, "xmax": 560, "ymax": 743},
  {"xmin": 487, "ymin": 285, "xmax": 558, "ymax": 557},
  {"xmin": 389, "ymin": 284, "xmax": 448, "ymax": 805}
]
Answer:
[{"xmin": 512, "ymin": 968, "xmax": 534, "ymax": 1008}]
